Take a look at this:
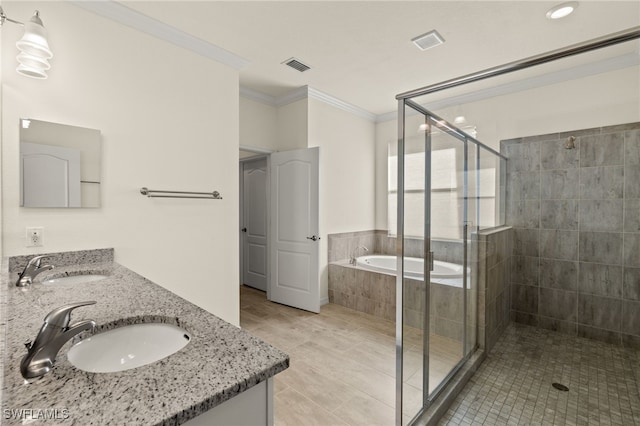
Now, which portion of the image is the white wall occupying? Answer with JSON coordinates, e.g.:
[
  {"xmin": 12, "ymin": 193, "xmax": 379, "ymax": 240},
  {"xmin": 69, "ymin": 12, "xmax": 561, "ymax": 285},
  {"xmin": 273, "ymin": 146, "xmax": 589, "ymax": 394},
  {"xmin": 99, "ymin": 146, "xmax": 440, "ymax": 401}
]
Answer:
[
  {"xmin": 276, "ymin": 99, "xmax": 308, "ymax": 151},
  {"xmin": 239, "ymin": 96, "xmax": 277, "ymax": 155},
  {"xmin": 1, "ymin": 2, "xmax": 240, "ymax": 325},
  {"xmin": 375, "ymin": 65, "xmax": 640, "ymax": 230},
  {"xmin": 240, "ymin": 92, "xmax": 376, "ymax": 303},
  {"xmin": 308, "ymin": 98, "xmax": 376, "ymax": 302},
  {"xmin": 0, "ymin": 28, "xmax": 3, "ymax": 262}
]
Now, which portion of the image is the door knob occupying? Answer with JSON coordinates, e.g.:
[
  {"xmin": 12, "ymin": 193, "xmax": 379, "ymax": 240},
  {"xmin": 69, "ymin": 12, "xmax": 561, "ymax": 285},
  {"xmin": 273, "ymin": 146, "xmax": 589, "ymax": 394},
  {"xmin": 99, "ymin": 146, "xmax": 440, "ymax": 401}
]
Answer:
[
  {"xmin": 242, "ymin": 227, "xmax": 247, "ymax": 233},
  {"xmin": 306, "ymin": 235, "xmax": 320, "ymax": 241}
]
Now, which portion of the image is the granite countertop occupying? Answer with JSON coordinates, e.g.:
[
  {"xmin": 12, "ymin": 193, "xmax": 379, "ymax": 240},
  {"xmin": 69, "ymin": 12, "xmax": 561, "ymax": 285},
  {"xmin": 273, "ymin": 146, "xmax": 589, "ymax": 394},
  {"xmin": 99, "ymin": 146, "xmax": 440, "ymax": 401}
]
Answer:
[{"xmin": 0, "ymin": 249, "xmax": 289, "ymax": 425}]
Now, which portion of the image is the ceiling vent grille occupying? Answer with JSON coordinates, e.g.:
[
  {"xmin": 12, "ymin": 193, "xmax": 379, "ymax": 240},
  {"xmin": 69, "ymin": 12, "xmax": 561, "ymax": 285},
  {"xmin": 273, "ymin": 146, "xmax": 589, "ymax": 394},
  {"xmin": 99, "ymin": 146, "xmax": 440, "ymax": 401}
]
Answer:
[
  {"xmin": 282, "ymin": 57, "xmax": 311, "ymax": 72},
  {"xmin": 412, "ymin": 30, "xmax": 445, "ymax": 51}
]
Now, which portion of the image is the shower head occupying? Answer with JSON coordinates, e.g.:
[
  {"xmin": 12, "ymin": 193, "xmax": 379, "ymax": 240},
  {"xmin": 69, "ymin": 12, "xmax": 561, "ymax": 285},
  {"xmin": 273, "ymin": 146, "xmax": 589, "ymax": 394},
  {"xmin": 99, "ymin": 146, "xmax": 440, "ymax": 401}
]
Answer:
[{"xmin": 565, "ymin": 136, "xmax": 576, "ymax": 149}]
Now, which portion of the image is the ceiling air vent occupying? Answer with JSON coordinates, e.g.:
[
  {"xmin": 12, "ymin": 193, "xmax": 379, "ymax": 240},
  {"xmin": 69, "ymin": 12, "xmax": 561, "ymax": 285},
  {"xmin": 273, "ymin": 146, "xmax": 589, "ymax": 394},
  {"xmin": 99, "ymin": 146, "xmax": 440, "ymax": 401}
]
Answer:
[
  {"xmin": 282, "ymin": 57, "xmax": 311, "ymax": 72},
  {"xmin": 412, "ymin": 30, "xmax": 445, "ymax": 51}
]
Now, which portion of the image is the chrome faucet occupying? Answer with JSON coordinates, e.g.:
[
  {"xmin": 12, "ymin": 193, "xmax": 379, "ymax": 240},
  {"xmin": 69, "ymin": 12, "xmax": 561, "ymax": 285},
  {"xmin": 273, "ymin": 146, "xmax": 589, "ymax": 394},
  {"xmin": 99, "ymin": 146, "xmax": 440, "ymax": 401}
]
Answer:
[
  {"xmin": 16, "ymin": 255, "xmax": 54, "ymax": 287},
  {"xmin": 21, "ymin": 301, "xmax": 96, "ymax": 379},
  {"xmin": 350, "ymin": 246, "xmax": 368, "ymax": 265}
]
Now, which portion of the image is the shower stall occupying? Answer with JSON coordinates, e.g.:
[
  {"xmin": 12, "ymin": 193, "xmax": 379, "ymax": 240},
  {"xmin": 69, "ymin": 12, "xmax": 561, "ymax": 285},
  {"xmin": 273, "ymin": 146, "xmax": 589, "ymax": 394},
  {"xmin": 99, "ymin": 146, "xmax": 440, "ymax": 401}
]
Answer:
[
  {"xmin": 393, "ymin": 26, "xmax": 640, "ymax": 425},
  {"xmin": 393, "ymin": 100, "xmax": 506, "ymax": 424}
]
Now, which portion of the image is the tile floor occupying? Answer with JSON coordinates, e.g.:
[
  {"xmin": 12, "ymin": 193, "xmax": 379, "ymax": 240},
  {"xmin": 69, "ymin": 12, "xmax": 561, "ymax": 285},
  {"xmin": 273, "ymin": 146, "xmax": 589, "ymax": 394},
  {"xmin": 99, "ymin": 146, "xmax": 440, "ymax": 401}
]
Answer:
[
  {"xmin": 241, "ymin": 286, "xmax": 640, "ymax": 425},
  {"xmin": 439, "ymin": 324, "xmax": 640, "ymax": 426},
  {"xmin": 240, "ymin": 285, "xmax": 461, "ymax": 426}
]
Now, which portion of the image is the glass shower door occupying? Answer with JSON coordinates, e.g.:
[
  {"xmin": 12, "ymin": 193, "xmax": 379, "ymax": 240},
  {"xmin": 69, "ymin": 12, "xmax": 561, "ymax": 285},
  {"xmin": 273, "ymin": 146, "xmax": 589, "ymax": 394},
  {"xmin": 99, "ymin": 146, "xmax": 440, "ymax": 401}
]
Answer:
[
  {"xmin": 397, "ymin": 101, "xmax": 477, "ymax": 425},
  {"xmin": 425, "ymin": 119, "xmax": 467, "ymax": 399}
]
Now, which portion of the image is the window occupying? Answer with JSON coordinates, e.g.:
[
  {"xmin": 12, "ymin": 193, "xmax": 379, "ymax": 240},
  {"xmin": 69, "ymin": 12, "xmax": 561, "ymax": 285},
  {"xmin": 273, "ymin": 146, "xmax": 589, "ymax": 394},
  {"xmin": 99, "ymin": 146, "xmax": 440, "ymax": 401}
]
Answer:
[{"xmin": 388, "ymin": 144, "xmax": 499, "ymax": 239}]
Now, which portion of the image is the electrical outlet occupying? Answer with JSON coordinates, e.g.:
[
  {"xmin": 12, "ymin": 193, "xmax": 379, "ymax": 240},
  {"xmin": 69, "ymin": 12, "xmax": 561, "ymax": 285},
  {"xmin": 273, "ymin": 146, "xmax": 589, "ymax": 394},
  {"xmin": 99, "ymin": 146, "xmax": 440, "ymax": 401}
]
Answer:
[{"xmin": 26, "ymin": 227, "xmax": 44, "ymax": 247}]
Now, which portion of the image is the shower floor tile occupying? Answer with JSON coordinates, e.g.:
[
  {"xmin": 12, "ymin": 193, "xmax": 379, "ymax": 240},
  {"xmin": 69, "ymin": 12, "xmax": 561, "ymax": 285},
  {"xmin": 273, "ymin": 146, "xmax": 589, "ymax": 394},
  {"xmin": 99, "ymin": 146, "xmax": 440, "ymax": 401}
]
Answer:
[{"xmin": 438, "ymin": 323, "xmax": 640, "ymax": 426}]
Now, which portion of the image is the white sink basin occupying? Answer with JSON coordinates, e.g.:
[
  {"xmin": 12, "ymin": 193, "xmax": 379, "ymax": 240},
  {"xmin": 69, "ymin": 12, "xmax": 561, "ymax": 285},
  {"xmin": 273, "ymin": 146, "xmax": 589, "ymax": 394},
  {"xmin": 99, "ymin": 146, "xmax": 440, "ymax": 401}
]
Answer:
[
  {"xmin": 42, "ymin": 274, "xmax": 108, "ymax": 285},
  {"xmin": 67, "ymin": 323, "xmax": 191, "ymax": 373}
]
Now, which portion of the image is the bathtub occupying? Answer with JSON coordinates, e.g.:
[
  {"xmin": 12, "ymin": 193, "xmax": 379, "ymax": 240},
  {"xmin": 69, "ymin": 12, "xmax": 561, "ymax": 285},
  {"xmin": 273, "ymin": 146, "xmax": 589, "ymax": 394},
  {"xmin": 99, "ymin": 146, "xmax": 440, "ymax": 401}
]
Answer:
[
  {"xmin": 329, "ymin": 254, "xmax": 468, "ymax": 332},
  {"xmin": 355, "ymin": 255, "xmax": 465, "ymax": 281}
]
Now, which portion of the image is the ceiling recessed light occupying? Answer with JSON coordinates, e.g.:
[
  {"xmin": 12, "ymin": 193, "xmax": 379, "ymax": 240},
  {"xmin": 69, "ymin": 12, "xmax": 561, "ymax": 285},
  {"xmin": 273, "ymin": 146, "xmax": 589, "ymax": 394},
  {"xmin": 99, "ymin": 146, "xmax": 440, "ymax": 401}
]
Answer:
[
  {"xmin": 546, "ymin": 2, "xmax": 578, "ymax": 20},
  {"xmin": 412, "ymin": 30, "xmax": 445, "ymax": 51}
]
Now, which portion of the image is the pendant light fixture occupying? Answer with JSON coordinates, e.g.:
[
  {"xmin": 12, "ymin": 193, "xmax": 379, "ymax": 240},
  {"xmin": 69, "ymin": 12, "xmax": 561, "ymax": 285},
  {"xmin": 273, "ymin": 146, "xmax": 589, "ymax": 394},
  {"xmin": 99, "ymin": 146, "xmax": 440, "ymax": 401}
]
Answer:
[{"xmin": 0, "ymin": 7, "xmax": 53, "ymax": 79}]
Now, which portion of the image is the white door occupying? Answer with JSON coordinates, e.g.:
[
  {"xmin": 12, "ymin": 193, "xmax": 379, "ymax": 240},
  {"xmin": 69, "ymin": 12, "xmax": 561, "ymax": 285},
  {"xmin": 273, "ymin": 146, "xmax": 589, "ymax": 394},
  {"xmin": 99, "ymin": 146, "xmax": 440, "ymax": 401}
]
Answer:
[
  {"xmin": 21, "ymin": 142, "xmax": 81, "ymax": 207},
  {"xmin": 242, "ymin": 158, "xmax": 268, "ymax": 292},
  {"xmin": 269, "ymin": 147, "xmax": 320, "ymax": 313}
]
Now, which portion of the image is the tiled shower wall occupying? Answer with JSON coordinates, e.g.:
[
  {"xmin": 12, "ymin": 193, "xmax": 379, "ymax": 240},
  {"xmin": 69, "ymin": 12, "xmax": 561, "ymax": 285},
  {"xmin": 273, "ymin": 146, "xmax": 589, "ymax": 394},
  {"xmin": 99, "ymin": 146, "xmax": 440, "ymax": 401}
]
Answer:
[
  {"xmin": 477, "ymin": 226, "xmax": 513, "ymax": 352},
  {"xmin": 502, "ymin": 122, "xmax": 640, "ymax": 346}
]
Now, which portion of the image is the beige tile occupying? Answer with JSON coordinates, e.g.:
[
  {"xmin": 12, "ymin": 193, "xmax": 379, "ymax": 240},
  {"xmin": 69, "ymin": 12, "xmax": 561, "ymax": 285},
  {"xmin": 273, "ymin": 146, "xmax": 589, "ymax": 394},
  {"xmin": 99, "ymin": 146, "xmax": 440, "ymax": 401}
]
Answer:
[
  {"xmin": 344, "ymin": 339, "xmax": 396, "ymax": 376},
  {"xmin": 333, "ymin": 393, "xmax": 395, "ymax": 426},
  {"xmin": 304, "ymin": 312, "xmax": 363, "ymax": 335},
  {"xmin": 362, "ymin": 316, "xmax": 396, "ymax": 336},
  {"xmin": 402, "ymin": 383, "xmax": 425, "ymax": 421},
  {"xmin": 320, "ymin": 302, "xmax": 368, "ymax": 317},
  {"xmin": 272, "ymin": 303, "xmax": 318, "ymax": 320},
  {"xmin": 273, "ymin": 375, "xmax": 289, "ymax": 395},
  {"xmin": 247, "ymin": 323, "xmax": 313, "ymax": 352},
  {"xmin": 242, "ymin": 289, "xmax": 482, "ymax": 425},
  {"xmin": 321, "ymin": 303, "xmax": 392, "ymax": 329},
  {"xmin": 402, "ymin": 349, "xmax": 423, "ymax": 382},
  {"xmin": 274, "ymin": 388, "xmax": 348, "ymax": 426},
  {"xmin": 241, "ymin": 301, "xmax": 282, "ymax": 319},
  {"xmin": 239, "ymin": 313, "xmax": 262, "ymax": 331},
  {"xmin": 306, "ymin": 327, "xmax": 366, "ymax": 353},
  {"xmin": 406, "ymin": 365, "xmax": 422, "ymax": 389},
  {"xmin": 291, "ymin": 341, "xmax": 396, "ymax": 406},
  {"xmin": 277, "ymin": 359, "xmax": 363, "ymax": 412},
  {"xmin": 348, "ymin": 325, "xmax": 396, "ymax": 346},
  {"xmin": 256, "ymin": 312, "xmax": 305, "ymax": 327}
]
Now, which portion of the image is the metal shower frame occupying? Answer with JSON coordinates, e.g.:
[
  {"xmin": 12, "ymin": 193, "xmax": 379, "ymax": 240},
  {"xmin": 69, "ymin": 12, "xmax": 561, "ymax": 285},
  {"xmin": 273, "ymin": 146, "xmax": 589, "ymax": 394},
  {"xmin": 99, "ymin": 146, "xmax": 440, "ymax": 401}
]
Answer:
[{"xmin": 394, "ymin": 25, "xmax": 640, "ymax": 426}]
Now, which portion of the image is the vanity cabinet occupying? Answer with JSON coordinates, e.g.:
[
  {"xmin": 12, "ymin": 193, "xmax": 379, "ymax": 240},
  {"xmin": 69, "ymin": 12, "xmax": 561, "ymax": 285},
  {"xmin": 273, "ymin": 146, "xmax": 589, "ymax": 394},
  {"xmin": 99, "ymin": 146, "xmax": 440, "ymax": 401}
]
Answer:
[{"xmin": 184, "ymin": 379, "xmax": 273, "ymax": 426}]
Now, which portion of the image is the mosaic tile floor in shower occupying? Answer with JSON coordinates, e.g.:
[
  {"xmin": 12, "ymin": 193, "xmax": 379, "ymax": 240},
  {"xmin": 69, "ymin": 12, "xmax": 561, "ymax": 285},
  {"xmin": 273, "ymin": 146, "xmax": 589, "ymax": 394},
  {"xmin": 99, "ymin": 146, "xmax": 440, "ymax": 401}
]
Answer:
[{"xmin": 439, "ymin": 323, "xmax": 640, "ymax": 426}]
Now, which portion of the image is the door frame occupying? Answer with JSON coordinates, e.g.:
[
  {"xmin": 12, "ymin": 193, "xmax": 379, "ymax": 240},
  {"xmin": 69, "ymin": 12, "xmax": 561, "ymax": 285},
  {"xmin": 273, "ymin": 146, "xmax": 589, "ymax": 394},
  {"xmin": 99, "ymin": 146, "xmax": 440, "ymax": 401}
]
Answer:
[{"xmin": 239, "ymin": 154, "xmax": 271, "ymax": 298}]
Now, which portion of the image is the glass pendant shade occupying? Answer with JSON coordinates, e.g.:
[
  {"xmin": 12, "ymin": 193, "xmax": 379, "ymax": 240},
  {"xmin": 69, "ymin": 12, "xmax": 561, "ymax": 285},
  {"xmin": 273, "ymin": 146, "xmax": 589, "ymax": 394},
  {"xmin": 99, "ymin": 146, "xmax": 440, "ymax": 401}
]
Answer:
[
  {"xmin": 16, "ymin": 64, "xmax": 48, "ymax": 79},
  {"xmin": 15, "ymin": 11, "xmax": 52, "ymax": 79},
  {"xmin": 16, "ymin": 12, "xmax": 53, "ymax": 59},
  {"xmin": 17, "ymin": 52, "xmax": 51, "ymax": 70}
]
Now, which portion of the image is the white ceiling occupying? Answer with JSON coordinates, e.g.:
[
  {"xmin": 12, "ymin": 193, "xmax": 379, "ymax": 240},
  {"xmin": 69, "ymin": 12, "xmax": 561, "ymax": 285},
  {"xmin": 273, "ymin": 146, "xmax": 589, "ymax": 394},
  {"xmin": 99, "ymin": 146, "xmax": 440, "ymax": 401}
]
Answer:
[{"xmin": 113, "ymin": 1, "xmax": 640, "ymax": 116}]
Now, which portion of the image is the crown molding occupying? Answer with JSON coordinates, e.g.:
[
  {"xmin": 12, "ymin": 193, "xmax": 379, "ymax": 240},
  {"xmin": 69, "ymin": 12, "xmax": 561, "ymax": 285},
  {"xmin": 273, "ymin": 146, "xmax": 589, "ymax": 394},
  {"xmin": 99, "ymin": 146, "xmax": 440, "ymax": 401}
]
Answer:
[
  {"xmin": 275, "ymin": 86, "xmax": 310, "ymax": 107},
  {"xmin": 239, "ymin": 87, "xmax": 277, "ymax": 106},
  {"xmin": 240, "ymin": 85, "xmax": 377, "ymax": 122},
  {"xmin": 71, "ymin": 0, "xmax": 250, "ymax": 70},
  {"xmin": 307, "ymin": 87, "xmax": 377, "ymax": 122},
  {"xmin": 378, "ymin": 52, "xmax": 640, "ymax": 123}
]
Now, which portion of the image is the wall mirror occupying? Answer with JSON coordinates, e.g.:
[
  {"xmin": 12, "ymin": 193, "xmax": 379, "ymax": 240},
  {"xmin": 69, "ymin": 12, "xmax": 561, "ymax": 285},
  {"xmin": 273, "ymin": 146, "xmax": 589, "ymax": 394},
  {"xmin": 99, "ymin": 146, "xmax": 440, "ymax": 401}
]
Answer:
[{"xmin": 20, "ymin": 118, "xmax": 102, "ymax": 208}]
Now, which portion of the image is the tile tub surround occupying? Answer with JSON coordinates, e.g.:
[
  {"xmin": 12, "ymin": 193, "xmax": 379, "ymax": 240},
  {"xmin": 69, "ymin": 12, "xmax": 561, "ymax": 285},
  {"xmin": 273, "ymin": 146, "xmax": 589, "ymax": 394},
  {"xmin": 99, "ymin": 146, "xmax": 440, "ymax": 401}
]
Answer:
[
  {"xmin": 502, "ymin": 122, "xmax": 640, "ymax": 345},
  {"xmin": 328, "ymin": 231, "xmax": 468, "ymax": 341},
  {"xmin": 328, "ymin": 230, "xmax": 464, "ymax": 264},
  {"xmin": 328, "ymin": 260, "xmax": 396, "ymax": 322},
  {"xmin": 1, "ymin": 251, "xmax": 288, "ymax": 425},
  {"xmin": 328, "ymin": 260, "xmax": 465, "ymax": 341}
]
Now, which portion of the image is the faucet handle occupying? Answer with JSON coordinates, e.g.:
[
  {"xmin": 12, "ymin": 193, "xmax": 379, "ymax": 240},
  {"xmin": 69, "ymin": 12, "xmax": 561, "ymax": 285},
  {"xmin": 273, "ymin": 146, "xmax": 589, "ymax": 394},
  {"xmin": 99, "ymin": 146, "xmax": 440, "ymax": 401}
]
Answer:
[
  {"xmin": 43, "ymin": 301, "xmax": 97, "ymax": 328},
  {"xmin": 27, "ymin": 255, "xmax": 49, "ymax": 267}
]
